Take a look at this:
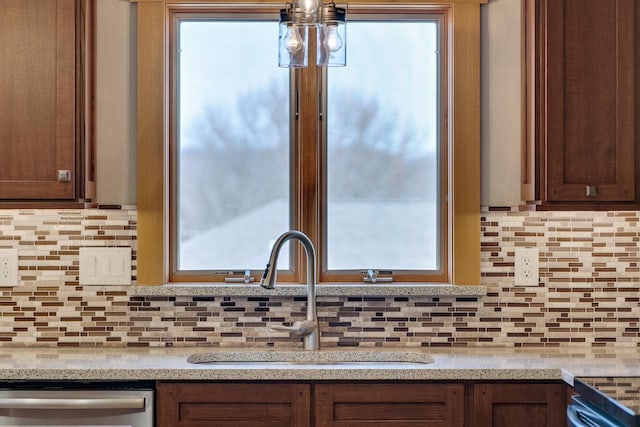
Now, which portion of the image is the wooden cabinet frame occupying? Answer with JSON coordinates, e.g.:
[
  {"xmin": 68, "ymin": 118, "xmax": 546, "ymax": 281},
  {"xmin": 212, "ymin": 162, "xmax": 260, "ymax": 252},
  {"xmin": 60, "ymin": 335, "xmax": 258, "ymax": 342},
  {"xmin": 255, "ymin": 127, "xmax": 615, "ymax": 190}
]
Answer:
[
  {"xmin": 0, "ymin": 0, "xmax": 95, "ymax": 206},
  {"xmin": 471, "ymin": 382, "xmax": 567, "ymax": 427},
  {"xmin": 315, "ymin": 382, "xmax": 465, "ymax": 426},
  {"xmin": 522, "ymin": 0, "xmax": 639, "ymax": 210},
  {"xmin": 156, "ymin": 380, "xmax": 569, "ymax": 427},
  {"xmin": 157, "ymin": 382, "xmax": 311, "ymax": 427}
]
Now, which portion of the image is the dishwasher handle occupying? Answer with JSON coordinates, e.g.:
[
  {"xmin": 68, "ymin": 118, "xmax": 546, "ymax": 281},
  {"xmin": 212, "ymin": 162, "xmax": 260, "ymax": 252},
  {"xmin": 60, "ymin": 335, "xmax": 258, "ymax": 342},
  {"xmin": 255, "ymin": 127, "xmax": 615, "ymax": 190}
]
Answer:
[{"xmin": 0, "ymin": 397, "xmax": 146, "ymax": 410}]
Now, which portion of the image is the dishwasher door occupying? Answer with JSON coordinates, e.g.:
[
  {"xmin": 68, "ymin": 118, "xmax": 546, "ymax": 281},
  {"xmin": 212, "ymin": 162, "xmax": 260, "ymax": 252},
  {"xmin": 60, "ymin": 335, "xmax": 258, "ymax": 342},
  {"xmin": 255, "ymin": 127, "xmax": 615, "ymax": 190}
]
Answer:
[
  {"xmin": 0, "ymin": 388, "xmax": 154, "ymax": 426},
  {"xmin": 567, "ymin": 396, "xmax": 623, "ymax": 427}
]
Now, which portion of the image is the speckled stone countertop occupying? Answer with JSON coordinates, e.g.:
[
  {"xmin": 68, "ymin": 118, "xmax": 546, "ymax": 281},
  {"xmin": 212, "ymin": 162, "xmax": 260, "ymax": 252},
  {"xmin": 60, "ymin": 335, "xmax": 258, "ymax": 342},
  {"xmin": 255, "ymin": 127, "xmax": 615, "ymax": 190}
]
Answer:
[
  {"xmin": 0, "ymin": 346, "xmax": 637, "ymax": 383},
  {"xmin": 132, "ymin": 284, "xmax": 487, "ymax": 297}
]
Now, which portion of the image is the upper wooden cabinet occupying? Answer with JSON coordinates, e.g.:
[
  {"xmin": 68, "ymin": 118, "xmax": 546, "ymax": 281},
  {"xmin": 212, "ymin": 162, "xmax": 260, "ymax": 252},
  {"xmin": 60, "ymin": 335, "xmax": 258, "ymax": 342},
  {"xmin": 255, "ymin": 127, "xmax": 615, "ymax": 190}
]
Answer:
[
  {"xmin": 0, "ymin": 0, "xmax": 94, "ymax": 206},
  {"xmin": 523, "ymin": 0, "xmax": 638, "ymax": 209}
]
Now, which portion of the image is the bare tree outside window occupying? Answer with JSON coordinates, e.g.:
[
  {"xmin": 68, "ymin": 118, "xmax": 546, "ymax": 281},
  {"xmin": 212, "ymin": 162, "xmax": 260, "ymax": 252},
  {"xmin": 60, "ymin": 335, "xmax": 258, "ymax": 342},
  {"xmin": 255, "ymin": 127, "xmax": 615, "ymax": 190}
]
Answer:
[{"xmin": 175, "ymin": 19, "xmax": 440, "ymax": 273}]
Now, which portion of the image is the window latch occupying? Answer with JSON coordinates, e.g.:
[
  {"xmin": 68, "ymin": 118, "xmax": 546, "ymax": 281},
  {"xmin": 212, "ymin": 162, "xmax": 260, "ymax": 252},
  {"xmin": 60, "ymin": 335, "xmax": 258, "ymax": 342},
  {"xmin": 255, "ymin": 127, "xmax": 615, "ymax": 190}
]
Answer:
[
  {"xmin": 363, "ymin": 269, "xmax": 393, "ymax": 283},
  {"xmin": 224, "ymin": 270, "xmax": 255, "ymax": 284}
]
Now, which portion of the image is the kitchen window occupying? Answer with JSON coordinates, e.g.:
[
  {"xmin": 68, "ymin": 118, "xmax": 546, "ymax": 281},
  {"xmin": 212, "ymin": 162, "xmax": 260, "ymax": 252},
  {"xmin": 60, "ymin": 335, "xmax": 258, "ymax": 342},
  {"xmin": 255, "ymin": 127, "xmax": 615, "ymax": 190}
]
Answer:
[
  {"xmin": 134, "ymin": 0, "xmax": 482, "ymax": 287},
  {"xmin": 171, "ymin": 8, "xmax": 445, "ymax": 283}
]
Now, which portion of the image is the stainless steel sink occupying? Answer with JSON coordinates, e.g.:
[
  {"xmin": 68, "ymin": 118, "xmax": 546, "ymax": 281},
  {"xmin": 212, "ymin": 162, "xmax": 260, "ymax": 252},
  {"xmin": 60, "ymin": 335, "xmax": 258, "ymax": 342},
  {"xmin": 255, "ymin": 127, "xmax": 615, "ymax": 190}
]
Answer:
[{"xmin": 186, "ymin": 350, "xmax": 434, "ymax": 366}]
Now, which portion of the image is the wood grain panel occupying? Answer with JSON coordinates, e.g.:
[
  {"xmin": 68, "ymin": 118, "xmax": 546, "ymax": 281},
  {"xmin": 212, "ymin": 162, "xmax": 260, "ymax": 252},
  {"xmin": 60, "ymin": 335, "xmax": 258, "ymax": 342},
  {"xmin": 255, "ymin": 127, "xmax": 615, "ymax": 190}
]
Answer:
[
  {"xmin": 451, "ymin": 3, "xmax": 481, "ymax": 285},
  {"xmin": 492, "ymin": 403, "xmax": 547, "ymax": 427},
  {"xmin": 315, "ymin": 383, "xmax": 464, "ymax": 427},
  {"xmin": 179, "ymin": 402, "xmax": 293, "ymax": 422},
  {"xmin": 0, "ymin": 0, "xmax": 76, "ymax": 199},
  {"xmin": 472, "ymin": 383, "xmax": 567, "ymax": 427},
  {"xmin": 334, "ymin": 402, "xmax": 447, "ymax": 421},
  {"xmin": 136, "ymin": 0, "xmax": 167, "ymax": 285},
  {"xmin": 156, "ymin": 382, "xmax": 311, "ymax": 427},
  {"xmin": 546, "ymin": 0, "xmax": 635, "ymax": 202}
]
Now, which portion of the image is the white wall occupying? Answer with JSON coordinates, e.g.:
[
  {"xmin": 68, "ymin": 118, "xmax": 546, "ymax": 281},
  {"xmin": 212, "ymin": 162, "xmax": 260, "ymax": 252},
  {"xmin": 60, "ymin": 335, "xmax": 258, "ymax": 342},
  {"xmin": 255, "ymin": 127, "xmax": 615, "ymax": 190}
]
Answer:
[
  {"xmin": 96, "ymin": 0, "xmax": 137, "ymax": 205},
  {"xmin": 480, "ymin": 0, "xmax": 522, "ymax": 207},
  {"xmin": 94, "ymin": 0, "xmax": 522, "ymax": 206}
]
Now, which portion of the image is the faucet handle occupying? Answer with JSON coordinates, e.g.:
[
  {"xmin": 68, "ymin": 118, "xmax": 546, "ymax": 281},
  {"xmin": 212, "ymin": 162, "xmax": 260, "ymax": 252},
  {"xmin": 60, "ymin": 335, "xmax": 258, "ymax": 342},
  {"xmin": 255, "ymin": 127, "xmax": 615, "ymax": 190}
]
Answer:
[{"xmin": 271, "ymin": 320, "xmax": 316, "ymax": 336}]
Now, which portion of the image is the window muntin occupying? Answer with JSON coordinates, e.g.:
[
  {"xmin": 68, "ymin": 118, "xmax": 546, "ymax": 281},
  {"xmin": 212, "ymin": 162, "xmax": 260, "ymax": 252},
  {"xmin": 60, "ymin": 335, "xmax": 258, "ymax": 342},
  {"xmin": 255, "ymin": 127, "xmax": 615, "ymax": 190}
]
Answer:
[
  {"xmin": 169, "ymin": 8, "xmax": 448, "ymax": 284},
  {"xmin": 323, "ymin": 19, "xmax": 443, "ymax": 274}
]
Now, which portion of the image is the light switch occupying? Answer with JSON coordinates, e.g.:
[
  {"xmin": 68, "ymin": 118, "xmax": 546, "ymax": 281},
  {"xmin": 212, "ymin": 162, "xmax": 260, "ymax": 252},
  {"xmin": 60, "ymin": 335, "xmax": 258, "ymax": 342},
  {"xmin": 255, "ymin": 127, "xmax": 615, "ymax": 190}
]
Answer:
[
  {"xmin": 79, "ymin": 247, "xmax": 132, "ymax": 285},
  {"xmin": 112, "ymin": 256, "xmax": 124, "ymax": 276},
  {"xmin": 97, "ymin": 256, "xmax": 110, "ymax": 276},
  {"xmin": 81, "ymin": 254, "xmax": 97, "ymax": 277}
]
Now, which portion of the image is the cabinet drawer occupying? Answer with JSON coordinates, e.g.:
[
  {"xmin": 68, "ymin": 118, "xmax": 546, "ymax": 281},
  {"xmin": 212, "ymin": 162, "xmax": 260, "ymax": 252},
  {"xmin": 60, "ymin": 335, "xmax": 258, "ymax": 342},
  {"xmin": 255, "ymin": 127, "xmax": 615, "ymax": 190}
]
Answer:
[
  {"xmin": 315, "ymin": 383, "xmax": 464, "ymax": 427},
  {"xmin": 156, "ymin": 382, "xmax": 311, "ymax": 427},
  {"xmin": 473, "ymin": 382, "xmax": 567, "ymax": 427}
]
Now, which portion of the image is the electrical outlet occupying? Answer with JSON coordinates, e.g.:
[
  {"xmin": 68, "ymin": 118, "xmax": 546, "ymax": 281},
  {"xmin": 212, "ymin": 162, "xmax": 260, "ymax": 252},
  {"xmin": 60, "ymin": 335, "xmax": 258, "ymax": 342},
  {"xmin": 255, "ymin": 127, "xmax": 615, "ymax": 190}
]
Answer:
[
  {"xmin": 515, "ymin": 247, "xmax": 539, "ymax": 287},
  {"xmin": 0, "ymin": 249, "xmax": 18, "ymax": 285}
]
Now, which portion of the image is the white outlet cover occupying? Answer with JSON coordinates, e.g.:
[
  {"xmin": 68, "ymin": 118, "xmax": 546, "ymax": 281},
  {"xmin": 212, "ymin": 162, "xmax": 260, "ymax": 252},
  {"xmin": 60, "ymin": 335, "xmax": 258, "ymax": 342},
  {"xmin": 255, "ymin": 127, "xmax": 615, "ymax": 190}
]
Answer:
[
  {"xmin": 515, "ymin": 247, "xmax": 539, "ymax": 287},
  {"xmin": 79, "ymin": 247, "xmax": 132, "ymax": 286},
  {"xmin": 0, "ymin": 248, "xmax": 18, "ymax": 285}
]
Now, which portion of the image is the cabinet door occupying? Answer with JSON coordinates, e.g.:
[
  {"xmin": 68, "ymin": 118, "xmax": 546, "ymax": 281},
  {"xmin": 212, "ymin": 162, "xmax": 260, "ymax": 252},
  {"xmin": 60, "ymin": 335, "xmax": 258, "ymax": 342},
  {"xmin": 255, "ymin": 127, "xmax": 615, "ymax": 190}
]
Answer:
[
  {"xmin": 472, "ymin": 383, "xmax": 567, "ymax": 427},
  {"xmin": 0, "ymin": 0, "xmax": 94, "ymax": 203},
  {"xmin": 156, "ymin": 382, "xmax": 311, "ymax": 427},
  {"xmin": 315, "ymin": 383, "xmax": 464, "ymax": 427},
  {"xmin": 544, "ymin": 0, "xmax": 636, "ymax": 203}
]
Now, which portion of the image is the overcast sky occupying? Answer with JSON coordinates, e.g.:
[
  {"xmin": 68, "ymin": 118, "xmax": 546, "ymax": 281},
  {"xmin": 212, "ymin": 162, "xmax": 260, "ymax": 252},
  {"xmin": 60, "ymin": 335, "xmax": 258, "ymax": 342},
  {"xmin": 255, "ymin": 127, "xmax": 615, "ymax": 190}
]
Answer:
[{"xmin": 178, "ymin": 19, "xmax": 439, "ymax": 154}]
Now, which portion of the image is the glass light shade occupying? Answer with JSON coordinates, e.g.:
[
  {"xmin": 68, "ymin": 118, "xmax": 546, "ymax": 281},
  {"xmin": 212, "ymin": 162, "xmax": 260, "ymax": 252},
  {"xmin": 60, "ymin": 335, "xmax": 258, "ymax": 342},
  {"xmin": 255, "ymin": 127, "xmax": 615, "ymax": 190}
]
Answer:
[
  {"xmin": 278, "ymin": 21, "xmax": 309, "ymax": 67},
  {"xmin": 316, "ymin": 5, "xmax": 346, "ymax": 66},
  {"xmin": 299, "ymin": 0, "xmax": 320, "ymax": 18}
]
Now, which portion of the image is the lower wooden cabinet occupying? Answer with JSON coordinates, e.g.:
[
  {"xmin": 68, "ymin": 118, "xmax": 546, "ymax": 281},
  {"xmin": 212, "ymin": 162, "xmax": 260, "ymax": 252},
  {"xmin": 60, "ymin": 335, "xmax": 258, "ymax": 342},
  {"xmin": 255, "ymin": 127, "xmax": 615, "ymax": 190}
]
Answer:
[
  {"xmin": 315, "ymin": 383, "xmax": 464, "ymax": 427},
  {"xmin": 156, "ymin": 382, "xmax": 311, "ymax": 427},
  {"xmin": 157, "ymin": 381, "xmax": 567, "ymax": 427},
  {"xmin": 472, "ymin": 382, "xmax": 568, "ymax": 427}
]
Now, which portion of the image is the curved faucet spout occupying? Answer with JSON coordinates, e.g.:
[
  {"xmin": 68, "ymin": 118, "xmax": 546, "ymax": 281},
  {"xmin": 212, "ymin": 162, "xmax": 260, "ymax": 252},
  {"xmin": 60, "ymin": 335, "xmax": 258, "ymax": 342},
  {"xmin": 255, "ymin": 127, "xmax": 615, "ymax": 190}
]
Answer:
[{"xmin": 260, "ymin": 230, "xmax": 319, "ymax": 350}]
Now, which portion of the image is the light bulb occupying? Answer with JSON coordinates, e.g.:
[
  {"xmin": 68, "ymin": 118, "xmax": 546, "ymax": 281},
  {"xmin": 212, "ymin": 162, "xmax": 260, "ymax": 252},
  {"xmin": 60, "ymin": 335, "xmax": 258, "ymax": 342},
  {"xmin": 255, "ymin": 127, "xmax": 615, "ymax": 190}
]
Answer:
[
  {"xmin": 299, "ymin": 0, "xmax": 319, "ymax": 15},
  {"xmin": 285, "ymin": 26, "xmax": 304, "ymax": 53},
  {"xmin": 323, "ymin": 25, "xmax": 343, "ymax": 52}
]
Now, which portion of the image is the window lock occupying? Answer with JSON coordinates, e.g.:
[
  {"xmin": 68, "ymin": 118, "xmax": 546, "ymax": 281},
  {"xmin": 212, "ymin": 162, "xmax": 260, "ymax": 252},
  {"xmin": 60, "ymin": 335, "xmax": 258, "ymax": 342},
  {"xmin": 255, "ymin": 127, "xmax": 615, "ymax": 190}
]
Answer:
[
  {"xmin": 363, "ymin": 269, "xmax": 393, "ymax": 284},
  {"xmin": 224, "ymin": 270, "xmax": 255, "ymax": 284}
]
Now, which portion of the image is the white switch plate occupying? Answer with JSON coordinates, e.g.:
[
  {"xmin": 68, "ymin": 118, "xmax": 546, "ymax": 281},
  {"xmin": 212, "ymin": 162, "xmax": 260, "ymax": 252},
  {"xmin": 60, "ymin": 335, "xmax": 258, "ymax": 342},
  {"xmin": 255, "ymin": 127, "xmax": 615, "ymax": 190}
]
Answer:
[
  {"xmin": 79, "ymin": 247, "xmax": 132, "ymax": 285},
  {"xmin": 0, "ymin": 249, "xmax": 18, "ymax": 285},
  {"xmin": 514, "ymin": 247, "xmax": 539, "ymax": 287}
]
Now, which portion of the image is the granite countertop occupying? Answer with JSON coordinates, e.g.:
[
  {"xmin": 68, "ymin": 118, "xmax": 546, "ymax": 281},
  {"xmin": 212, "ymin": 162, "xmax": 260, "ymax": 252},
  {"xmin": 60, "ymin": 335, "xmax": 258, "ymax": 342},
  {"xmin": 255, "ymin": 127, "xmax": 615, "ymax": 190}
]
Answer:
[
  {"xmin": 0, "ymin": 346, "xmax": 638, "ymax": 383},
  {"xmin": 132, "ymin": 284, "xmax": 487, "ymax": 297}
]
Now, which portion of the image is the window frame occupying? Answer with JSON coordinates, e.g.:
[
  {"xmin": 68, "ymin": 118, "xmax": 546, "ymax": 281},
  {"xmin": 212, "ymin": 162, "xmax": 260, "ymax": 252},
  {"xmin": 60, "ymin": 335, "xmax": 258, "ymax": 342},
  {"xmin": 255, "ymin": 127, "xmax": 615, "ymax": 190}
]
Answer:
[
  {"xmin": 168, "ymin": 7, "xmax": 300, "ymax": 284},
  {"xmin": 133, "ymin": 0, "xmax": 484, "ymax": 287},
  {"xmin": 316, "ymin": 8, "xmax": 449, "ymax": 283}
]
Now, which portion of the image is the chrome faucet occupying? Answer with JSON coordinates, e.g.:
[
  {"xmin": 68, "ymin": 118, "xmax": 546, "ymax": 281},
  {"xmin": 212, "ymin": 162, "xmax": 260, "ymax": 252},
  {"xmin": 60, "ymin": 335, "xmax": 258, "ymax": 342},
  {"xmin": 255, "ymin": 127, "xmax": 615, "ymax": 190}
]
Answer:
[{"xmin": 260, "ymin": 230, "xmax": 319, "ymax": 351}]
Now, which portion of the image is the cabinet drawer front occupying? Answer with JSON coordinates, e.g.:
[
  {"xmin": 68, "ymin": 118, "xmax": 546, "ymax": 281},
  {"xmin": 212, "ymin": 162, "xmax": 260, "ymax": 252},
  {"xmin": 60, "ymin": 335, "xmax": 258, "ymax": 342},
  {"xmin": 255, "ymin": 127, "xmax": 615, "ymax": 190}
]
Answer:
[
  {"xmin": 315, "ymin": 383, "xmax": 464, "ymax": 427},
  {"xmin": 156, "ymin": 382, "xmax": 311, "ymax": 427},
  {"xmin": 473, "ymin": 383, "xmax": 567, "ymax": 427}
]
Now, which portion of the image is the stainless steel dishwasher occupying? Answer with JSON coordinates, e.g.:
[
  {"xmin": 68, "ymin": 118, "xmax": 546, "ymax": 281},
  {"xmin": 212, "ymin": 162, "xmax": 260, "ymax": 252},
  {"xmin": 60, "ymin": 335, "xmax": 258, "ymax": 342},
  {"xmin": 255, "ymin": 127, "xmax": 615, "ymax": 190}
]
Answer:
[
  {"xmin": 567, "ymin": 396, "xmax": 623, "ymax": 427},
  {"xmin": 0, "ymin": 382, "xmax": 154, "ymax": 426}
]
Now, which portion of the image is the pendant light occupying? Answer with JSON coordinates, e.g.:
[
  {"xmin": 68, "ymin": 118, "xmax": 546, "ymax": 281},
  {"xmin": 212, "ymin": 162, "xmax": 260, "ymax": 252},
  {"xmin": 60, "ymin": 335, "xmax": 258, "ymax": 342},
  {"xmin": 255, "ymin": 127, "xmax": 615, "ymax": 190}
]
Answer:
[{"xmin": 278, "ymin": 1, "xmax": 346, "ymax": 68}]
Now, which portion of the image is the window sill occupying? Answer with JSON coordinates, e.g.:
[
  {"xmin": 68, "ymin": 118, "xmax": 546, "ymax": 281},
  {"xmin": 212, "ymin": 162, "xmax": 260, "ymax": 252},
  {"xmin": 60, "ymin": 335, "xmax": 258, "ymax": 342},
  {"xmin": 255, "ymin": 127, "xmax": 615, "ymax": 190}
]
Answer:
[{"xmin": 131, "ymin": 283, "xmax": 486, "ymax": 297}]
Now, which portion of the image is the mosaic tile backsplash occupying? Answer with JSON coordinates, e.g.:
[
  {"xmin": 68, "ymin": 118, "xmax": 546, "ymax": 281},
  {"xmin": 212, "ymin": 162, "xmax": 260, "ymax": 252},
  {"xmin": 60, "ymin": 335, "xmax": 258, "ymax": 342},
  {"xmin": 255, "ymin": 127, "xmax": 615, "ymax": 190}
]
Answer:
[{"xmin": 0, "ymin": 208, "xmax": 638, "ymax": 348}]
